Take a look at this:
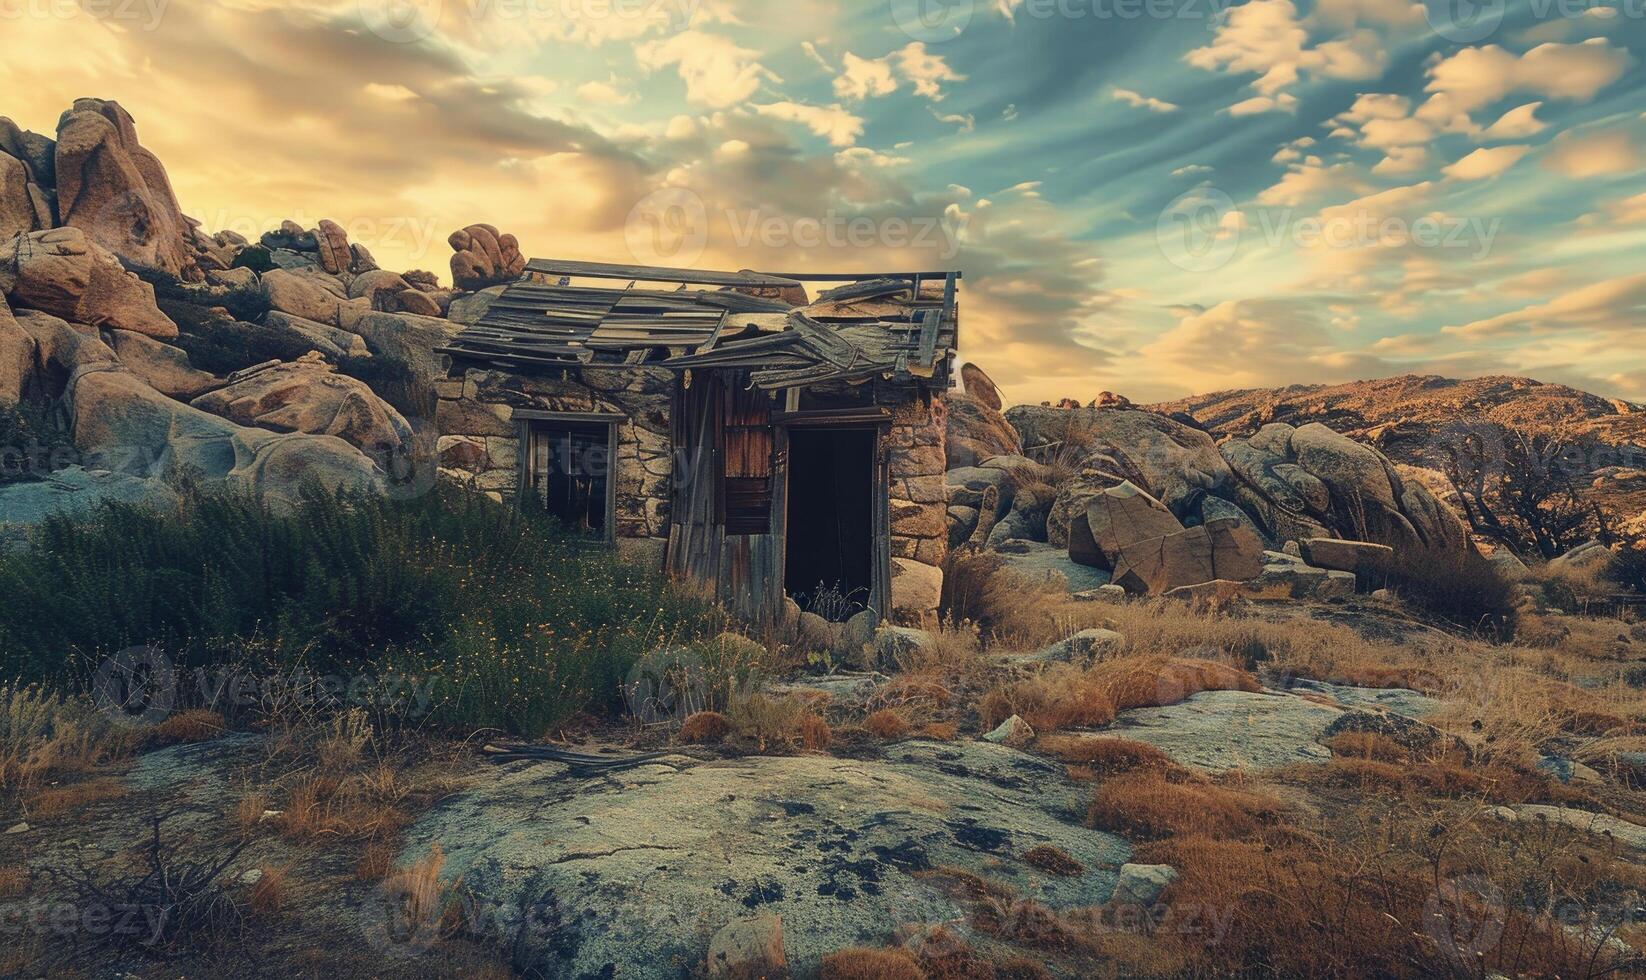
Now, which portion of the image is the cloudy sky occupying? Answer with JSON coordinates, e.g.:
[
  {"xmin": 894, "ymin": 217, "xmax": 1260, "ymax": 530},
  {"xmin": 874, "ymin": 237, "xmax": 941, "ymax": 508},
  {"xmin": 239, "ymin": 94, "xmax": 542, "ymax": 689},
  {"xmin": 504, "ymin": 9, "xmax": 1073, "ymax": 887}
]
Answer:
[{"xmin": 2, "ymin": 0, "xmax": 1643, "ymax": 405}]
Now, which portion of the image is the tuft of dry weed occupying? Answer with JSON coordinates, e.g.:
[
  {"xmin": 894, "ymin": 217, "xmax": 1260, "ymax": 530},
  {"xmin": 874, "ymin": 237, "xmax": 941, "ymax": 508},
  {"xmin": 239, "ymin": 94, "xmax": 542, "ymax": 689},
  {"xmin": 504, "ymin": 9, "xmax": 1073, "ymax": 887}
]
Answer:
[
  {"xmin": 678, "ymin": 710, "xmax": 731, "ymax": 745},
  {"xmin": 247, "ymin": 864, "xmax": 288, "ymax": 916},
  {"xmin": 864, "ymin": 709, "xmax": 911, "ymax": 740},
  {"xmin": 1087, "ymin": 772, "xmax": 1286, "ymax": 839},
  {"xmin": 1021, "ymin": 845, "xmax": 1084, "ymax": 877},
  {"xmin": 149, "ymin": 709, "xmax": 227, "ymax": 746},
  {"xmin": 820, "ymin": 947, "xmax": 925, "ymax": 980}
]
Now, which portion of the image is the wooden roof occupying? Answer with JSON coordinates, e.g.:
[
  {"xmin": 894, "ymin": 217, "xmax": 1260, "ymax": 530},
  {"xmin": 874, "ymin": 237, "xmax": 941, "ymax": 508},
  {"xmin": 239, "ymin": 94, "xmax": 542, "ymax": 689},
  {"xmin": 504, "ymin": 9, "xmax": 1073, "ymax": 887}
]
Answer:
[{"xmin": 438, "ymin": 259, "xmax": 960, "ymax": 389}]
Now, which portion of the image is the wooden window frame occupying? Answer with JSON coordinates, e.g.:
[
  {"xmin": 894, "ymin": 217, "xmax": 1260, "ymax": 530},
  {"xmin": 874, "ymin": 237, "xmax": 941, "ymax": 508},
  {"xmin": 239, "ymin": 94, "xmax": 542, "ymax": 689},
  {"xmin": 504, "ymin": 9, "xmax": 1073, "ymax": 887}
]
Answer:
[{"xmin": 514, "ymin": 409, "xmax": 623, "ymax": 545}]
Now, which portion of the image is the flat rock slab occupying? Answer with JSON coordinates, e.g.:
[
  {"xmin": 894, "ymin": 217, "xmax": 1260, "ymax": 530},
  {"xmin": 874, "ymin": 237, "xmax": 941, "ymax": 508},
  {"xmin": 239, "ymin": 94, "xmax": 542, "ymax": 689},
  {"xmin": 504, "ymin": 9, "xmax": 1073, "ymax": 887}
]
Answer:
[
  {"xmin": 995, "ymin": 541, "xmax": 1112, "ymax": 592},
  {"xmin": 1488, "ymin": 805, "xmax": 1646, "ymax": 851},
  {"xmin": 1284, "ymin": 679, "xmax": 1439, "ymax": 720},
  {"xmin": 1085, "ymin": 689, "xmax": 1344, "ymax": 773},
  {"xmin": 396, "ymin": 741, "xmax": 1128, "ymax": 978}
]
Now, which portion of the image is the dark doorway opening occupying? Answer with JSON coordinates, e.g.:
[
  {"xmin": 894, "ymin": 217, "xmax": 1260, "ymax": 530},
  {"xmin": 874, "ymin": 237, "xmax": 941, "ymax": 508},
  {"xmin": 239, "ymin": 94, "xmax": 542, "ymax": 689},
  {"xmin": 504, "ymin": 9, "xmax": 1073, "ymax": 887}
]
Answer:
[{"xmin": 785, "ymin": 427, "xmax": 875, "ymax": 620}]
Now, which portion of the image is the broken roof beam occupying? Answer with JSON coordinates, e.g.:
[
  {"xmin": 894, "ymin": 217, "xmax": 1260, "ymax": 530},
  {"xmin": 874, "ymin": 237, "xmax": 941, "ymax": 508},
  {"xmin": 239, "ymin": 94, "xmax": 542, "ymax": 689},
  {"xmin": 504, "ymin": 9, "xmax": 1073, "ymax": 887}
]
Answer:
[
  {"xmin": 759, "ymin": 270, "xmax": 963, "ymax": 282},
  {"xmin": 524, "ymin": 258, "xmax": 803, "ymax": 289}
]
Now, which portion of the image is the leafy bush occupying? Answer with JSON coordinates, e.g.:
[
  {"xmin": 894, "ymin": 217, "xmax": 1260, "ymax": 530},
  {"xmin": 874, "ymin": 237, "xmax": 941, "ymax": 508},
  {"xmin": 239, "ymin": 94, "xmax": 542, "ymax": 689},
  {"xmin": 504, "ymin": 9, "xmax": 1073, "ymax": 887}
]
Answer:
[{"xmin": 0, "ymin": 485, "xmax": 723, "ymax": 734}]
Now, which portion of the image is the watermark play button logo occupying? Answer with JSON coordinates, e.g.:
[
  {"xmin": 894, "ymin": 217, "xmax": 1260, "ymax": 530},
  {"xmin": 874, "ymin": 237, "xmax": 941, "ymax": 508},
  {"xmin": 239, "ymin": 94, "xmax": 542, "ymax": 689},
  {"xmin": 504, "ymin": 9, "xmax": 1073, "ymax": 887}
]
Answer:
[
  {"xmin": 1423, "ymin": 0, "xmax": 1505, "ymax": 43},
  {"xmin": 891, "ymin": 0, "xmax": 974, "ymax": 42}
]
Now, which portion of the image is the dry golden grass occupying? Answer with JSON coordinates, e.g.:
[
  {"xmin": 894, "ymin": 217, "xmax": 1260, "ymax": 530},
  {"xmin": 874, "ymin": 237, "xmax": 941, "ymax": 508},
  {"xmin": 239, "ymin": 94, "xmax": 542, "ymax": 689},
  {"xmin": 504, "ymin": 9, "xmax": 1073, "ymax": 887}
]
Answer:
[
  {"xmin": 920, "ymin": 721, "xmax": 959, "ymax": 741},
  {"xmin": 872, "ymin": 675, "xmax": 955, "ymax": 711},
  {"xmin": 678, "ymin": 710, "xmax": 730, "ymax": 744},
  {"xmin": 821, "ymin": 947, "xmax": 925, "ymax": 980},
  {"xmin": 1034, "ymin": 735, "xmax": 1189, "ymax": 779},
  {"xmin": 0, "ymin": 864, "xmax": 28, "ymax": 898},
  {"xmin": 379, "ymin": 844, "xmax": 461, "ymax": 949},
  {"xmin": 1021, "ymin": 845, "xmax": 1084, "ymax": 876},
  {"xmin": 1087, "ymin": 772, "xmax": 1286, "ymax": 840},
  {"xmin": 275, "ymin": 766, "xmax": 413, "ymax": 843},
  {"xmin": 726, "ymin": 693, "xmax": 832, "ymax": 753},
  {"xmin": 149, "ymin": 708, "xmax": 227, "ymax": 745},
  {"xmin": 863, "ymin": 709, "xmax": 911, "ymax": 739},
  {"xmin": 25, "ymin": 776, "xmax": 127, "ymax": 819},
  {"xmin": 233, "ymin": 791, "xmax": 269, "ymax": 838},
  {"xmin": 355, "ymin": 840, "xmax": 398, "ymax": 882},
  {"xmin": 979, "ymin": 656, "xmax": 1260, "ymax": 736},
  {"xmin": 1, "ymin": 685, "xmax": 132, "ymax": 794},
  {"xmin": 979, "ymin": 665, "xmax": 1115, "ymax": 733},
  {"xmin": 1089, "ymin": 655, "xmax": 1261, "ymax": 711},
  {"xmin": 248, "ymin": 864, "xmax": 288, "ymax": 917}
]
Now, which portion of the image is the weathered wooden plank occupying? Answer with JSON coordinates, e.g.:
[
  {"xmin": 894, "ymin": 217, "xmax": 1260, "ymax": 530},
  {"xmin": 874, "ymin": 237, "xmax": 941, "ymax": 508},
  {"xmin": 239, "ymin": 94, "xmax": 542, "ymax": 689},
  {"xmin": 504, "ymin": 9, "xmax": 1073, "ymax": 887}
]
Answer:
[{"xmin": 525, "ymin": 258, "xmax": 801, "ymax": 288}]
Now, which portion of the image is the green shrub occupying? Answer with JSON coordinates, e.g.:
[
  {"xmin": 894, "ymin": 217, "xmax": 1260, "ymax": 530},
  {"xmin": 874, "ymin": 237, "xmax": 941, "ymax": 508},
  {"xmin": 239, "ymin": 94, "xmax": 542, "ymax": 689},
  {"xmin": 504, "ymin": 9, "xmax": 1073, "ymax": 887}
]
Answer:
[{"xmin": 0, "ymin": 485, "xmax": 724, "ymax": 735}]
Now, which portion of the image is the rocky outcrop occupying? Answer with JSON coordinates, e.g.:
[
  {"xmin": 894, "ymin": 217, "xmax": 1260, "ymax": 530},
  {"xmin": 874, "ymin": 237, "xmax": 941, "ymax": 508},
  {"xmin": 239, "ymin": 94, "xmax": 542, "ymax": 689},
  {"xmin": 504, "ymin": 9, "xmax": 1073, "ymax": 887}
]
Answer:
[
  {"xmin": 1221, "ymin": 422, "xmax": 1478, "ymax": 573},
  {"xmin": 0, "ymin": 297, "xmax": 32, "ymax": 403},
  {"xmin": 261, "ymin": 267, "xmax": 365, "ymax": 328},
  {"xmin": 190, "ymin": 353, "xmax": 413, "ymax": 455},
  {"xmin": 396, "ymin": 742, "xmax": 1126, "ymax": 978},
  {"xmin": 0, "ymin": 227, "xmax": 177, "ymax": 338},
  {"xmin": 1111, "ymin": 517, "xmax": 1266, "ymax": 594},
  {"xmin": 67, "ymin": 358, "xmax": 383, "ymax": 507},
  {"xmin": 448, "ymin": 223, "xmax": 525, "ymax": 291},
  {"xmin": 943, "ymin": 365, "xmax": 1020, "ymax": 471},
  {"xmin": 1006, "ymin": 405, "xmax": 1232, "ymax": 515},
  {"xmin": 105, "ymin": 329, "xmax": 218, "ymax": 400},
  {"xmin": 340, "ymin": 307, "xmax": 462, "ymax": 380},
  {"xmin": 1077, "ymin": 480, "xmax": 1183, "ymax": 570},
  {"xmin": 53, "ymin": 98, "xmax": 199, "ymax": 282},
  {"xmin": 1, "ymin": 118, "xmax": 55, "ymax": 239}
]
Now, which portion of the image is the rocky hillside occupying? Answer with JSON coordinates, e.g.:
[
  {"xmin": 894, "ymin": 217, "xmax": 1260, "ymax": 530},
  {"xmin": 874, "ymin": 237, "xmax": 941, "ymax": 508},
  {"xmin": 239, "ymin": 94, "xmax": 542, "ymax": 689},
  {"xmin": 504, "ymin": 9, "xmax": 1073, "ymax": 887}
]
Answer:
[
  {"xmin": 1146, "ymin": 375, "xmax": 1646, "ymax": 525},
  {"xmin": 1, "ymin": 98, "xmax": 524, "ymax": 529}
]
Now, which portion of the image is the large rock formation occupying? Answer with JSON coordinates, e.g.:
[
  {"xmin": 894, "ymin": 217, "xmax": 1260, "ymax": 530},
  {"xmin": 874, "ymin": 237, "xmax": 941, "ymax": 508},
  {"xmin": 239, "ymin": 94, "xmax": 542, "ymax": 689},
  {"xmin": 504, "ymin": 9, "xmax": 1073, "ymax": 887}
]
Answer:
[
  {"xmin": 0, "ymin": 296, "xmax": 31, "ymax": 404},
  {"xmin": 1, "ymin": 118, "xmax": 55, "ymax": 239},
  {"xmin": 1221, "ymin": 422, "xmax": 1477, "ymax": 572},
  {"xmin": 1007, "ymin": 405, "xmax": 1232, "ymax": 516},
  {"xmin": 53, "ymin": 98, "xmax": 199, "ymax": 282},
  {"xmin": 0, "ymin": 227, "xmax": 178, "ymax": 338},
  {"xmin": 1110, "ymin": 517, "xmax": 1266, "ymax": 594},
  {"xmin": 1075, "ymin": 480, "xmax": 1184, "ymax": 570},
  {"xmin": 190, "ymin": 353, "xmax": 413, "ymax": 455},
  {"xmin": 944, "ymin": 363, "xmax": 1021, "ymax": 469},
  {"xmin": 448, "ymin": 223, "xmax": 525, "ymax": 291}
]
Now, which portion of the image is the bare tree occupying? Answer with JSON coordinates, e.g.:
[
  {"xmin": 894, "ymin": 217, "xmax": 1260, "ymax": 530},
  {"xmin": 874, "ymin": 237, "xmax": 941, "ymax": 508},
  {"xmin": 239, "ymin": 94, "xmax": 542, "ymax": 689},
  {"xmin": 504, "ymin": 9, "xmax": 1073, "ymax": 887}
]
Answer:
[{"xmin": 1435, "ymin": 421, "xmax": 1599, "ymax": 560}]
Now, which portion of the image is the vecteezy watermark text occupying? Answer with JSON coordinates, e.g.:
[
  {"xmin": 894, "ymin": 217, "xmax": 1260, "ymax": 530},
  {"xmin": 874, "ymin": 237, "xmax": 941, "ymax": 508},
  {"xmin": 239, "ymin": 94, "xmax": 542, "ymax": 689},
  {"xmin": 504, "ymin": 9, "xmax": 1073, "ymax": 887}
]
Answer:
[
  {"xmin": 624, "ymin": 187, "xmax": 962, "ymax": 267},
  {"xmin": 1157, "ymin": 187, "xmax": 1502, "ymax": 272},
  {"xmin": 0, "ymin": 0, "xmax": 168, "ymax": 30}
]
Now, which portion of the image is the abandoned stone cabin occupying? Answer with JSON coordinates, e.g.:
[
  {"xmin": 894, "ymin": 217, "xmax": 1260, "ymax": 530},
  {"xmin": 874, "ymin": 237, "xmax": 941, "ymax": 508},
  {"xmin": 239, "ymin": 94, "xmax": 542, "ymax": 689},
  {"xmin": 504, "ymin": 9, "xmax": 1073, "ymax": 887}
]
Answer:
[{"xmin": 431, "ymin": 259, "xmax": 960, "ymax": 625}]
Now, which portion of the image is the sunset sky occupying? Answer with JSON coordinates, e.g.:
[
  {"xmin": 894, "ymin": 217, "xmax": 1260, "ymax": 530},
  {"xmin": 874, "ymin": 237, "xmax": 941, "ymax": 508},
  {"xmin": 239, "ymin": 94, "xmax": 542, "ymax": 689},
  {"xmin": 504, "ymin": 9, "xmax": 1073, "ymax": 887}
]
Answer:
[{"xmin": 2, "ymin": 0, "xmax": 1643, "ymax": 405}]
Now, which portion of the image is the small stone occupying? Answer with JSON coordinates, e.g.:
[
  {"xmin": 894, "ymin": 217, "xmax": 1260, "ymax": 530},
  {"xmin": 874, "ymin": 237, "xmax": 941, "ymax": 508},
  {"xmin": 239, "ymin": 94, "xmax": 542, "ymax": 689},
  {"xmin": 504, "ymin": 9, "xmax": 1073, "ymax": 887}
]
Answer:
[
  {"xmin": 983, "ymin": 714, "xmax": 1035, "ymax": 748},
  {"xmin": 1112, "ymin": 863, "xmax": 1178, "ymax": 906},
  {"xmin": 5, "ymin": 821, "xmax": 29, "ymax": 835},
  {"xmin": 1371, "ymin": 588, "xmax": 1392, "ymax": 601},
  {"xmin": 260, "ymin": 810, "xmax": 283, "ymax": 821},
  {"xmin": 239, "ymin": 868, "xmax": 264, "ymax": 886}
]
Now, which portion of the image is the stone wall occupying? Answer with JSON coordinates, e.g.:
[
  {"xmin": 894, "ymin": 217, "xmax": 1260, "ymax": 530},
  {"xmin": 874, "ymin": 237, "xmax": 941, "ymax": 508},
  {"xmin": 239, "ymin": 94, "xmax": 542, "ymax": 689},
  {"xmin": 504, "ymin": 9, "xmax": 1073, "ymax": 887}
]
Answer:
[
  {"xmin": 886, "ymin": 392, "xmax": 948, "ymax": 622},
  {"xmin": 434, "ymin": 365, "xmax": 675, "ymax": 556}
]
